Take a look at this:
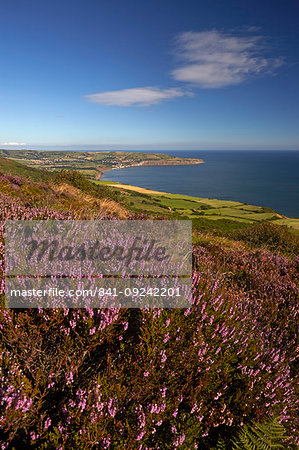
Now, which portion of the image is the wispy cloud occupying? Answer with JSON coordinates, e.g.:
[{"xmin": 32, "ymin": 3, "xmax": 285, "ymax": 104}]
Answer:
[
  {"xmin": 2, "ymin": 142, "xmax": 27, "ymax": 146},
  {"xmin": 85, "ymin": 86, "xmax": 188, "ymax": 107},
  {"xmin": 172, "ymin": 30, "xmax": 283, "ymax": 88},
  {"xmin": 85, "ymin": 30, "xmax": 283, "ymax": 107}
]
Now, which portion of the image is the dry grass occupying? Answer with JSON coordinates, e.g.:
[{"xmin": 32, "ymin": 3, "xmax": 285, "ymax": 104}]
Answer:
[
  {"xmin": 98, "ymin": 198, "xmax": 129, "ymax": 219},
  {"xmin": 52, "ymin": 183, "xmax": 129, "ymax": 218}
]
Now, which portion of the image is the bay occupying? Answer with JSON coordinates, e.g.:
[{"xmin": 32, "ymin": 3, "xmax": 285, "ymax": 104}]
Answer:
[{"xmin": 101, "ymin": 150, "xmax": 299, "ymax": 218}]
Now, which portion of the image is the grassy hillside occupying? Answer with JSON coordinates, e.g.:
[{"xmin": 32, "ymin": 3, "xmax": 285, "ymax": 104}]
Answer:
[
  {"xmin": 0, "ymin": 155, "xmax": 52, "ymax": 182},
  {"xmin": 0, "ymin": 157, "xmax": 129, "ymax": 219}
]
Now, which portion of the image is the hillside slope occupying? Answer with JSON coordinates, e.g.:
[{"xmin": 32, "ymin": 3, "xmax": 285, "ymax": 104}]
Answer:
[
  {"xmin": 0, "ymin": 156, "xmax": 298, "ymax": 447},
  {"xmin": 0, "ymin": 157, "xmax": 129, "ymax": 219},
  {"xmin": 95, "ymin": 180, "xmax": 299, "ymax": 231},
  {"xmin": 0, "ymin": 156, "xmax": 298, "ymax": 450}
]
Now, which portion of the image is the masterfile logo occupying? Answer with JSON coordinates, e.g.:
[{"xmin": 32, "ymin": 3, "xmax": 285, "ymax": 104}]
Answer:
[{"xmin": 5, "ymin": 220, "xmax": 192, "ymax": 308}]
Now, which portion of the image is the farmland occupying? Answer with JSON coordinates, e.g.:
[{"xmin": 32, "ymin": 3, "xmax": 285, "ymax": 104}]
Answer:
[{"xmin": 95, "ymin": 181, "xmax": 299, "ymax": 230}]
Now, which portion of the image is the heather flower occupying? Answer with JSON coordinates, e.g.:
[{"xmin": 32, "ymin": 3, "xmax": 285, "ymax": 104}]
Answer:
[{"xmin": 44, "ymin": 417, "xmax": 51, "ymax": 429}]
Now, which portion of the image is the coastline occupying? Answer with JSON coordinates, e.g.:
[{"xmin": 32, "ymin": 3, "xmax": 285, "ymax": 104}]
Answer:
[
  {"xmin": 95, "ymin": 180, "xmax": 299, "ymax": 230},
  {"xmin": 100, "ymin": 150, "xmax": 299, "ymax": 219},
  {"xmin": 0, "ymin": 148, "xmax": 203, "ymax": 182},
  {"xmin": 95, "ymin": 158, "xmax": 204, "ymax": 180}
]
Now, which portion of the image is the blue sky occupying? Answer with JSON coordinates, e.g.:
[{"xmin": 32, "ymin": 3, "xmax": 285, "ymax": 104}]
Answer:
[{"xmin": 0, "ymin": 0, "xmax": 298, "ymax": 150}]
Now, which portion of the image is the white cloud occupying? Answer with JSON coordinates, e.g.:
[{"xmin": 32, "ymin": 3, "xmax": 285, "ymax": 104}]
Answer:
[
  {"xmin": 2, "ymin": 142, "xmax": 27, "ymax": 146},
  {"xmin": 172, "ymin": 30, "xmax": 283, "ymax": 88},
  {"xmin": 85, "ymin": 86, "xmax": 187, "ymax": 107},
  {"xmin": 85, "ymin": 30, "xmax": 282, "ymax": 108}
]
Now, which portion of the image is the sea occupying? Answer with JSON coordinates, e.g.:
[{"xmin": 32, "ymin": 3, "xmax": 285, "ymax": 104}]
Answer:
[{"xmin": 101, "ymin": 150, "xmax": 299, "ymax": 218}]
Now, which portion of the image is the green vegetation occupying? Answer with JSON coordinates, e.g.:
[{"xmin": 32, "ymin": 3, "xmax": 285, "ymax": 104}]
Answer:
[
  {"xmin": 234, "ymin": 221, "xmax": 299, "ymax": 255},
  {"xmin": 231, "ymin": 417, "xmax": 286, "ymax": 450},
  {"xmin": 0, "ymin": 156, "xmax": 51, "ymax": 182},
  {"xmin": 52, "ymin": 169, "xmax": 121, "ymax": 203}
]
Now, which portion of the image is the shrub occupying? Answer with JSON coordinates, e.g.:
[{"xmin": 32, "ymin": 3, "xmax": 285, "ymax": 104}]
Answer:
[
  {"xmin": 235, "ymin": 222, "xmax": 299, "ymax": 255},
  {"xmin": 52, "ymin": 170, "xmax": 120, "ymax": 203},
  {"xmin": 192, "ymin": 218, "xmax": 249, "ymax": 235}
]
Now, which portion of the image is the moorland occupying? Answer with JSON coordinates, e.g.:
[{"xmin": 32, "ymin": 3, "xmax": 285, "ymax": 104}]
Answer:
[{"xmin": 0, "ymin": 155, "xmax": 298, "ymax": 448}]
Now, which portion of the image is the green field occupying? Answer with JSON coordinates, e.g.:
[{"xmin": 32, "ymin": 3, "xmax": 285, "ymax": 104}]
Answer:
[{"xmin": 94, "ymin": 180, "xmax": 299, "ymax": 230}]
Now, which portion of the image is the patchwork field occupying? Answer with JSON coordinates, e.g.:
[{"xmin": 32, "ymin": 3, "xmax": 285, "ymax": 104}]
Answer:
[{"xmin": 94, "ymin": 181, "xmax": 299, "ymax": 230}]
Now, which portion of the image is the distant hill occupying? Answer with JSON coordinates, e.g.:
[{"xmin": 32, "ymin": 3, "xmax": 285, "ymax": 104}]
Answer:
[{"xmin": 0, "ymin": 149, "xmax": 203, "ymax": 180}]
